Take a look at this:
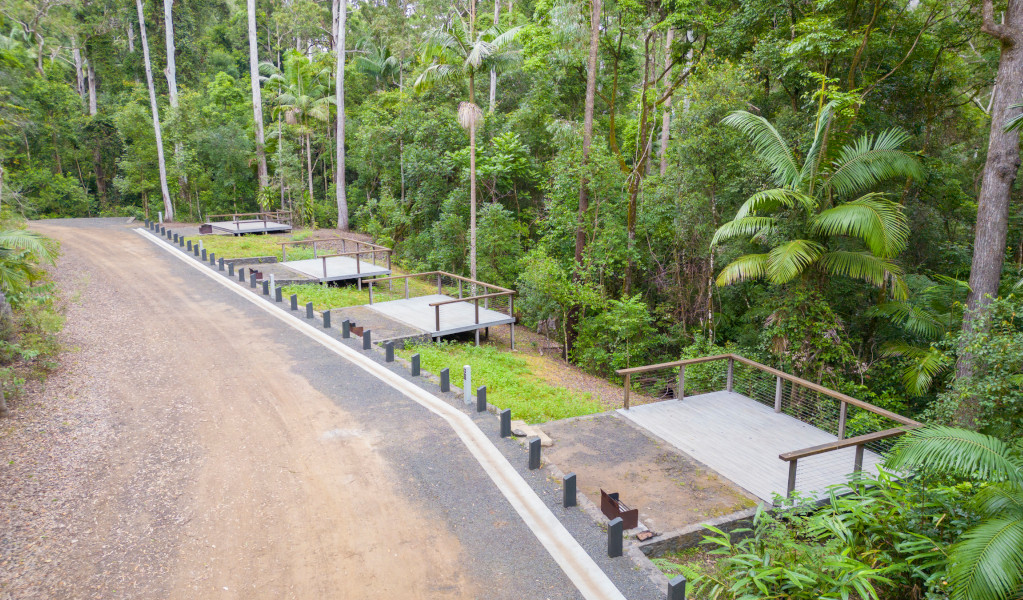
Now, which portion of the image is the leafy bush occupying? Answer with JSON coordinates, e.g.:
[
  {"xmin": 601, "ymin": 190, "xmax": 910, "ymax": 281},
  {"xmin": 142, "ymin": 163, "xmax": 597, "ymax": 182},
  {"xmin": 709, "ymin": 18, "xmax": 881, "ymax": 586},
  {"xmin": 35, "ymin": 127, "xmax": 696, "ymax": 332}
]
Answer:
[{"xmin": 574, "ymin": 294, "xmax": 657, "ymax": 377}]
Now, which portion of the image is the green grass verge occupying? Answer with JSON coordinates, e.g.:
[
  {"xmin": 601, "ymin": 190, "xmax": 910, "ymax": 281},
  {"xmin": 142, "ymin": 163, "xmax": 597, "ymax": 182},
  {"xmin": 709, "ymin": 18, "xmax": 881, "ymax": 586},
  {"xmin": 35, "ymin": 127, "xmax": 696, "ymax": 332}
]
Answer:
[
  {"xmin": 397, "ymin": 342, "xmax": 605, "ymax": 424},
  {"xmin": 194, "ymin": 230, "xmax": 320, "ymax": 261}
]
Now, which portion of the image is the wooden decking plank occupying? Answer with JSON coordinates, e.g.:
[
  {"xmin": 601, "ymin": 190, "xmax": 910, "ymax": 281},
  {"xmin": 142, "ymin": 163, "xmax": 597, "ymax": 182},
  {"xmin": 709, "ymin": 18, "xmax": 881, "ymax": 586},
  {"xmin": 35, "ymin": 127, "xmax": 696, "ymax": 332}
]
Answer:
[{"xmin": 364, "ymin": 294, "xmax": 514, "ymax": 336}]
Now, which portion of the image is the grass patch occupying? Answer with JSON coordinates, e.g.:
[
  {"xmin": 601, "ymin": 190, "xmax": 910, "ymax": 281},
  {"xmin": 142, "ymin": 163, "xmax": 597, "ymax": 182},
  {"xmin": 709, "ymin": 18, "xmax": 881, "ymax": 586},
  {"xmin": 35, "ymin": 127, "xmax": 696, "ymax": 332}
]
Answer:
[{"xmin": 397, "ymin": 342, "xmax": 604, "ymax": 423}]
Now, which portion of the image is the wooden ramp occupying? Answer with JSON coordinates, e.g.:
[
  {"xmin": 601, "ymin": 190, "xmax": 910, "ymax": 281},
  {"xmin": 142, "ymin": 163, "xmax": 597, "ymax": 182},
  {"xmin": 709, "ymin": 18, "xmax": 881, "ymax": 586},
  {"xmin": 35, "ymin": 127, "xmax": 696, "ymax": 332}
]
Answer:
[
  {"xmin": 365, "ymin": 294, "xmax": 514, "ymax": 337},
  {"xmin": 280, "ymin": 256, "xmax": 390, "ymax": 283},
  {"xmin": 618, "ymin": 391, "xmax": 884, "ymax": 501}
]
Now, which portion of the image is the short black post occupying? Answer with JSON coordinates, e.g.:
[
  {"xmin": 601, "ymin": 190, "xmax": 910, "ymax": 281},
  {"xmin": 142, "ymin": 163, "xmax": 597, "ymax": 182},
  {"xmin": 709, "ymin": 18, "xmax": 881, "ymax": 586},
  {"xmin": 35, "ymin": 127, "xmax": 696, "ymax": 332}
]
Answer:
[
  {"xmin": 201, "ymin": 248, "xmax": 207, "ymax": 261},
  {"xmin": 262, "ymin": 281, "xmax": 270, "ymax": 296},
  {"xmin": 173, "ymin": 233, "xmax": 178, "ymax": 243},
  {"xmin": 228, "ymin": 263, "xmax": 235, "ymax": 276},
  {"xmin": 250, "ymin": 272, "xmax": 257, "ymax": 288},
  {"xmin": 363, "ymin": 329, "xmax": 372, "ymax": 350},
  {"xmin": 209, "ymin": 252, "xmax": 216, "ymax": 266},
  {"xmin": 668, "ymin": 576, "xmax": 687, "ymax": 600},
  {"xmin": 564, "ymin": 473, "xmax": 577, "ymax": 508},
  {"xmin": 275, "ymin": 287, "xmax": 283, "ymax": 302},
  {"xmin": 145, "ymin": 219, "xmax": 150, "ymax": 228},
  {"xmin": 385, "ymin": 341, "xmax": 394, "ymax": 362},
  {"xmin": 306, "ymin": 301, "xmax": 314, "ymax": 318},
  {"xmin": 178, "ymin": 237, "xmax": 184, "ymax": 247},
  {"xmin": 238, "ymin": 268, "xmax": 246, "ymax": 282},
  {"xmin": 290, "ymin": 294, "xmax": 298, "ymax": 310},
  {"xmin": 218, "ymin": 257, "xmax": 225, "ymax": 271},
  {"xmin": 161, "ymin": 226, "xmax": 166, "ymax": 236},
  {"xmin": 194, "ymin": 244, "xmax": 200, "ymax": 257},
  {"xmin": 341, "ymin": 319, "xmax": 350, "ymax": 338},
  {"xmin": 608, "ymin": 517, "xmax": 623, "ymax": 558},
  {"xmin": 411, "ymin": 353, "xmax": 420, "ymax": 376},
  {"xmin": 323, "ymin": 310, "xmax": 331, "ymax": 329},
  {"xmin": 476, "ymin": 385, "xmax": 487, "ymax": 413},
  {"xmin": 187, "ymin": 240, "xmax": 192, "ymax": 251},
  {"xmin": 500, "ymin": 409, "xmax": 511, "ymax": 438},
  {"xmin": 528, "ymin": 437, "xmax": 541, "ymax": 470},
  {"xmin": 440, "ymin": 368, "xmax": 450, "ymax": 392}
]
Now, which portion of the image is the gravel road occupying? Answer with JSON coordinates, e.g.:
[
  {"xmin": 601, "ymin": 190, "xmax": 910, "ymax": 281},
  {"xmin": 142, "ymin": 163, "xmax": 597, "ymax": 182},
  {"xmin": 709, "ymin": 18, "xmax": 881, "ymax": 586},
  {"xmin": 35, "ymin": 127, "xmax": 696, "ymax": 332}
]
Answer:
[{"xmin": 1, "ymin": 219, "xmax": 662, "ymax": 600}]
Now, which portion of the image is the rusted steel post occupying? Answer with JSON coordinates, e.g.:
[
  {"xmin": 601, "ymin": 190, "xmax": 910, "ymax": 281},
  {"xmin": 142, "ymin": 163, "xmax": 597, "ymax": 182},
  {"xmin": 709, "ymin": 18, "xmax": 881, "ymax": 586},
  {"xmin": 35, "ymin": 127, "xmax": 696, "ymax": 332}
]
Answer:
[
  {"xmin": 838, "ymin": 401, "xmax": 848, "ymax": 439},
  {"xmin": 678, "ymin": 365, "xmax": 685, "ymax": 401},
  {"xmin": 786, "ymin": 460, "xmax": 798, "ymax": 497},
  {"xmin": 854, "ymin": 444, "xmax": 865, "ymax": 472},
  {"xmin": 624, "ymin": 373, "xmax": 631, "ymax": 410},
  {"xmin": 727, "ymin": 358, "xmax": 734, "ymax": 392},
  {"xmin": 775, "ymin": 376, "xmax": 783, "ymax": 412}
]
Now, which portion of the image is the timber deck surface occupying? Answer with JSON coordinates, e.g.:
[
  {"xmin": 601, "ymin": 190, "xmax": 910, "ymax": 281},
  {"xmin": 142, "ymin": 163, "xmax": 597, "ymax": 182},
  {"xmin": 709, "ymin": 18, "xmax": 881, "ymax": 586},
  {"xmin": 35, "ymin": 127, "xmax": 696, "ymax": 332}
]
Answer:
[
  {"xmin": 206, "ymin": 219, "xmax": 292, "ymax": 235},
  {"xmin": 617, "ymin": 391, "xmax": 884, "ymax": 501},
  {"xmin": 365, "ymin": 294, "xmax": 514, "ymax": 337},
  {"xmin": 280, "ymin": 256, "xmax": 391, "ymax": 282}
]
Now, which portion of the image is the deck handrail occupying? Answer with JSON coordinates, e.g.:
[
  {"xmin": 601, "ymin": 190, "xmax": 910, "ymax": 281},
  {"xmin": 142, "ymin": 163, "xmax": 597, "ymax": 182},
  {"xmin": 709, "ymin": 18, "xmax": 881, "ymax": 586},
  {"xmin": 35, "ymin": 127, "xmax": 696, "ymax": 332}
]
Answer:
[
  {"xmin": 363, "ymin": 271, "xmax": 515, "ymax": 294},
  {"xmin": 427, "ymin": 291, "xmax": 514, "ymax": 307},
  {"xmin": 615, "ymin": 353, "xmax": 922, "ymax": 428},
  {"xmin": 280, "ymin": 236, "xmax": 391, "ymax": 253},
  {"xmin": 209, "ymin": 210, "xmax": 292, "ymax": 222},
  {"xmin": 779, "ymin": 427, "xmax": 909, "ymax": 461},
  {"xmin": 363, "ymin": 271, "xmax": 516, "ymax": 332}
]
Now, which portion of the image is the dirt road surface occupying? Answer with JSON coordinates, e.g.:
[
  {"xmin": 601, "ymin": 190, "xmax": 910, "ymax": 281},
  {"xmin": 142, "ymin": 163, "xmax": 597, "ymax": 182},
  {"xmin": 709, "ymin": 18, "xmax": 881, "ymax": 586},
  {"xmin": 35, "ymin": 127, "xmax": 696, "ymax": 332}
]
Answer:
[{"xmin": 3, "ymin": 219, "xmax": 614, "ymax": 599}]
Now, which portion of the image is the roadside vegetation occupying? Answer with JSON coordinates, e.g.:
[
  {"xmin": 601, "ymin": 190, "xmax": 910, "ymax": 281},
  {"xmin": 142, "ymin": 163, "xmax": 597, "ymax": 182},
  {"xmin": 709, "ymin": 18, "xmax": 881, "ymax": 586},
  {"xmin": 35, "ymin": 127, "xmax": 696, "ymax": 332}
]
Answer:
[
  {"xmin": 0, "ymin": 216, "xmax": 63, "ymax": 417},
  {"xmin": 398, "ymin": 342, "xmax": 604, "ymax": 423}
]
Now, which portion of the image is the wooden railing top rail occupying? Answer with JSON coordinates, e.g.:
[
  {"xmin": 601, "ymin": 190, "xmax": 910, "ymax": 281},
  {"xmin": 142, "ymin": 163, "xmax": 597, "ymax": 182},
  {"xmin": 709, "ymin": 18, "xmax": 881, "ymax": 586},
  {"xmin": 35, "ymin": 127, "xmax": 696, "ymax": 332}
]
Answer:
[
  {"xmin": 429, "ymin": 291, "xmax": 515, "ymax": 307},
  {"xmin": 615, "ymin": 353, "xmax": 922, "ymax": 428},
  {"xmin": 209, "ymin": 210, "xmax": 292, "ymax": 221},
  {"xmin": 364, "ymin": 271, "xmax": 515, "ymax": 294},
  {"xmin": 779, "ymin": 427, "xmax": 910, "ymax": 461},
  {"xmin": 279, "ymin": 236, "xmax": 391, "ymax": 253}
]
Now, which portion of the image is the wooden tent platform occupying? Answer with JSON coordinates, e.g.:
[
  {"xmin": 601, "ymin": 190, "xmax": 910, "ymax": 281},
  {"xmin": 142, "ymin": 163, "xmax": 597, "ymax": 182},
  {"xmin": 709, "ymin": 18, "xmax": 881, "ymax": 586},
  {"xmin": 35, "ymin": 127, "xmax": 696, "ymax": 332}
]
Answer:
[
  {"xmin": 618, "ymin": 391, "xmax": 885, "ymax": 501},
  {"xmin": 200, "ymin": 211, "xmax": 293, "ymax": 236},
  {"xmin": 280, "ymin": 256, "xmax": 390, "ymax": 283},
  {"xmin": 365, "ymin": 294, "xmax": 514, "ymax": 338}
]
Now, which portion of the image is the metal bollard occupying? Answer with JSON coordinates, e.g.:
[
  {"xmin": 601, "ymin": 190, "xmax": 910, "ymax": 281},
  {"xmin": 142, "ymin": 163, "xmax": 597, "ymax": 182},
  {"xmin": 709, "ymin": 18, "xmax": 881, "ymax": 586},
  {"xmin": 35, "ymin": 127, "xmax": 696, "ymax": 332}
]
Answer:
[
  {"xmin": 385, "ymin": 341, "xmax": 394, "ymax": 362},
  {"xmin": 528, "ymin": 437, "xmax": 541, "ymax": 470},
  {"xmin": 238, "ymin": 268, "xmax": 245, "ymax": 282},
  {"xmin": 476, "ymin": 386, "xmax": 487, "ymax": 412},
  {"xmin": 161, "ymin": 226, "xmax": 166, "ymax": 236},
  {"xmin": 463, "ymin": 365, "xmax": 472, "ymax": 405},
  {"xmin": 262, "ymin": 281, "xmax": 270, "ymax": 296},
  {"xmin": 209, "ymin": 252, "xmax": 215, "ymax": 265},
  {"xmin": 341, "ymin": 319, "xmax": 350, "ymax": 338},
  {"xmin": 440, "ymin": 368, "xmax": 450, "ymax": 392},
  {"xmin": 201, "ymin": 249, "xmax": 207, "ymax": 261},
  {"xmin": 564, "ymin": 473, "xmax": 577, "ymax": 508},
  {"xmin": 411, "ymin": 353, "xmax": 420, "ymax": 376},
  {"xmin": 218, "ymin": 257, "xmax": 225, "ymax": 271},
  {"xmin": 608, "ymin": 517, "xmax": 623, "ymax": 557},
  {"xmin": 187, "ymin": 240, "xmax": 192, "ymax": 251},
  {"xmin": 179, "ymin": 237, "xmax": 184, "ymax": 248},
  {"xmin": 363, "ymin": 329, "xmax": 372, "ymax": 350},
  {"xmin": 500, "ymin": 409, "xmax": 511, "ymax": 438},
  {"xmin": 173, "ymin": 233, "xmax": 178, "ymax": 243},
  {"xmin": 290, "ymin": 294, "xmax": 298, "ymax": 310},
  {"xmin": 194, "ymin": 244, "xmax": 200, "ymax": 257},
  {"xmin": 668, "ymin": 576, "xmax": 687, "ymax": 600},
  {"xmin": 323, "ymin": 310, "xmax": 331, "ymax": 329},
  {"xmin": 228, "ymin": 263, "xmax": 235, "ymax": 276},
  {"xmin": 275, "ymin": 287, "xmax": 282, "ymax": 302},
  {"xmin": 306, "ymin": 302, "xmax": 314, "ymax": 318},
  {"xmin": 250, "ymin": 272, "xmax": 257, "ymax": 288}
]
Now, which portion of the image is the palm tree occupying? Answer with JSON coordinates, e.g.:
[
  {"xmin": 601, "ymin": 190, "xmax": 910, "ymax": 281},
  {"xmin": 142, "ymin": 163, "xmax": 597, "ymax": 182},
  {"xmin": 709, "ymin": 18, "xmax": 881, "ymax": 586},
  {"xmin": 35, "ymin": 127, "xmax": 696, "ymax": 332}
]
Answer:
[
  {"xmin": 414, "ymin": 19, "xmax": 521, "ymax": 281},
  {"xmin": 354, "ymin": 39, "xmax": 401, "ymax": 90},
  {"xmin": 886, "ymin": 426, "xmax": 1023, "ymax": 600},
  {"xmin": 262, "ymin": 52, "xmax": 332, "ymax": 219},
  {"xmin": 711, "ymin": 102, "xmax": 923, "ymax": 299}
]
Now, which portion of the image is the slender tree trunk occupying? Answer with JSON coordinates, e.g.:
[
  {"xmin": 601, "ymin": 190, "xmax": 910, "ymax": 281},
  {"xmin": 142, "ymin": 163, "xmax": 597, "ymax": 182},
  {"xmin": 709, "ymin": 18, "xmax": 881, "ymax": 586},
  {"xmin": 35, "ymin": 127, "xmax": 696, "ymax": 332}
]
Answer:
[
  {"xmin": 163, "ymin": 0, "xmax": 189, "ymax": 208},
  {"xmin": 334, "ymin": 0, "xmax": 349, "ymax": 230},
  {"xmin": 136, "ymin": 0, "xmax": 174, "ymax": 221},
  {"xmin": 623, "ymin": 34, "xmax": 656, "ymax": 297},
  {"xmin": 956, "ymin": 0, "xmax": 1023, "ymax": 426},
  {"xmin": 305, "ymin": 131, "xmax": 314, "ymax": 203},
  {"xmin": 87, "ymin": 60, "xmax": 97, "ymax": 115},
  {"xmin": 127, "ymin": 22, "xmax": 136, "ymax": 52},
  {"xmin": 72, "ymin": 42, "xmax": 85, "ymax": 101},
  {"xmin": 488, "ymin": 0, "xmax": 500, "ymax": 112},
  {"xmin": 247, "ymin": 0, "xmax": 269, "ymax": 188},
  {"xmin": 658, "ymin": 29, "xmax": 674, "ymax": 175},
  {"xmin": 469, "ymin": 120, "xmax": 477, "ymax": 282},
  {"xmin": 575, "ymin": 0, "xmax": 600, "ymax": 268}
]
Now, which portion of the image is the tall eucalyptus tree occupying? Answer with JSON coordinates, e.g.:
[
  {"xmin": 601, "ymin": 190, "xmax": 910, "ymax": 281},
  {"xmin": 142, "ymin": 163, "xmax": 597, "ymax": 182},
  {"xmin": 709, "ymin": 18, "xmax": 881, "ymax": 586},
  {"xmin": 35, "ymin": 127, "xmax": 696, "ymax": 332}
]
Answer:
[
  {"xmin": 247, "ymin": 0, "xmax": 269, "ymax": 190},
  {"xmin": 135, "ymin": 0, "xmax": 173, "ymax": 220}
]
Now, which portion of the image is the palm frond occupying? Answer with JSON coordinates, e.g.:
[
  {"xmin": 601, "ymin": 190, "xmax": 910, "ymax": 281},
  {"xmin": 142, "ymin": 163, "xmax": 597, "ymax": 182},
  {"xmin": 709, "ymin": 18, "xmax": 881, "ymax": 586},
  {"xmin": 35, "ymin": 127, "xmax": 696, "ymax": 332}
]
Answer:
[
  {"xmin": 0, "ymin": 229, "xmax": 56, "ymax": 263},
  {"xmin": 715, "ymin": 254, "xmax": 768, "ymax": 286},
  {"xmin": 488, "ymin": 25, "xmax": 523, "ymax": 48},
  {"xmin": 818, "ymin": 251, "xmax": 908, "ymax": 298},
  {"xmin": 809, "ymin": 194, "xmax": 909, "ymax": 258},
  {"xmin": 733, "ymin": 188, "xmax": 818, "ymax": 219},
  {"xmin": 881, "ymin": 342, "xmax": 951, "ymax": 395},
  {"xmin": 868, "ymin": 300, "xmax": 946, "ymax": 338},
  {"xmin": 412, "ymin": 63, "xmax": 456, "ymax": 92},
  {"xmin": 798, "ymin": 101, "xmax": 835, "ymax": 186},
  {"xmin": 765, "ymin": 239, "xmax": 824, "ymax": 283},
  {"xmin": 972, "ymin": 484, "xmax": 1023, "ymax": 519},
  {"xmin": 826, "ymin": 128, "xmax": 923, "ymax": 197},
  {"xmin": 886, "ymin": 426, "xmax": 1023, "ymax": 484},
  {"xmin": 721, "ymin": 111, "xmax": 800, "ymax": 188},
  {"xmin": 710, "ymin": 217, "xmax": 777, "ymax": 246},
  {"xmin": 947, "ymin": 516, "xmax": 1023, "ymax": 600},
  {"xmin": 1003, "ymin": 102, "xmax": 1023, "ymax": 133},
  {"xmin": 465, "ymin": 40, "xmax": 496, "ymax": 69}
]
